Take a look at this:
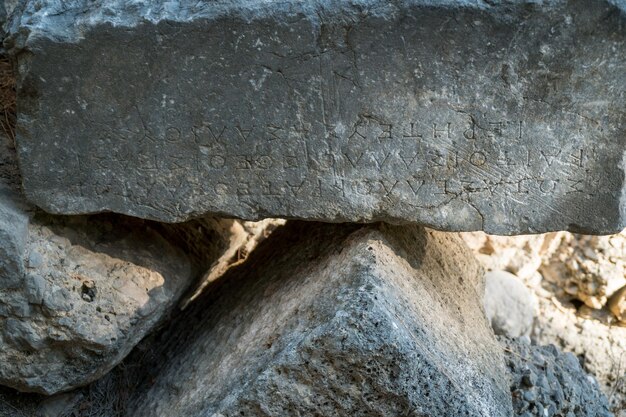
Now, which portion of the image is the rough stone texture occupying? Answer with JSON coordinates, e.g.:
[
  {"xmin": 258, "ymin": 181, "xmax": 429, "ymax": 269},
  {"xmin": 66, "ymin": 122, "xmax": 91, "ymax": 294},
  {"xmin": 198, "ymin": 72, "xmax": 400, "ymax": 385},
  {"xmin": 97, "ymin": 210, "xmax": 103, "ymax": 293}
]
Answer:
[
  {"xmin": 502, "ymin": 336, "xmax": 614, "ymax": 417},
  {"xmin": 460, "ymin": 232, "xmax": 562, "ymax": 282},
  {"xmin": 484, "ymin": 270, "xmax": 537, "ymax": 338},
  {"xmin": 125, "ymin": 221, "xmax": 512, "ymax": 417},
  {"xmin": 5, "ymin": 0, "xmax": 626, "ymax": 234},
  {"xmin": 540, "ymin": 233, "xmax": 626, "ymax": 310},
  {"xmin": 531, "ymin": 296, "xmax": 626, "ymax": 415},
  {"xmin": 608, "ymin": 284, "xmax": 626, "ymax": 322},
  {"xmin": 462, "ymin": 230, "xmax": 626, "ymax": 313},
  {"xmin": 462, "ymin": 231, "xmax": 626, "ymax": 414},
  {"xmin": 0, "ymin": 183, "xmax": 270, "ymax": 395}
]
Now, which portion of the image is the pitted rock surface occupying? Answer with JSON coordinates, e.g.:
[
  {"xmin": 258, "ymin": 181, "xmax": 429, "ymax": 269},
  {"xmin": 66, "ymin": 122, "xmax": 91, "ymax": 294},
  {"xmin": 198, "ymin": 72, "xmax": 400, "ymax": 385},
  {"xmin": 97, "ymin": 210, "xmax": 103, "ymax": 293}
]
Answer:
[
  {"xmin": 502, "ymin": 337, "xmax": 614, "ymax": 417},
  {"xmin": 0, "ymin": 184, "xmax": 265, "ymax": 395},
  {"xmin": 6, "ymin": 0, "xmax": 626, "ymax": 234},
  {"xmin": 126, "ymin": 222, "xmax": 512, "ymax": 416}
]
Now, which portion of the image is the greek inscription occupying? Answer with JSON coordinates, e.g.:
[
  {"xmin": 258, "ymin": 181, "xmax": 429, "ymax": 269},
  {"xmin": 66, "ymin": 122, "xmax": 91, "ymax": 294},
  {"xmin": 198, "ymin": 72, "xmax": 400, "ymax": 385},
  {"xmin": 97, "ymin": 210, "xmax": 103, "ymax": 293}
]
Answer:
[
  {"xmin": 255, "ymin": 155, "xmax": 273, "ymax": 170},
  {"xmin": 464, "ymin": 122, "xmax": 475, "ymax": 140},
  {"xmin": 539, "ymin": 179, "xmax": 558, "ymax": 193},
  {"xmin": 428, "ymin": 150, "xmax": 445, "ymax": 168},
  {"xmin": 266, "ymin": 124, "xmax": 284, "ymax": 141},
  {"xmin": 214, "ymin": 183, "xmax": 228, "ymax": 195},
  {"xmin": 469, "ymin": 151, "xmax": 487, "ymax": 167},
  {"xmin": 566, "ymin": 178, "xmax": 585, "ymax": 194},
  {"xmin": 283, "ymin": 155, "xmax": 299, "ymax": 169},
  {"xmin": 399, "ymin": 151, "xmax": 420, "ymax": 169},
  {"xmin": 496, "ymin": 151, "xmax": 516, "ymax": 166},
  {"xmin": 287, "ymin": 180, "xmax": 306, "ymax": 197},
  {"xmin": 261, "ymin": 181, "xmax": 281, "ymax": 196},
  {"xmin": 208, "ymin": 155, "xmax": 225, "ymax": 169},
  {"xmin": 354, "ymin": 180, "xmax": 375, "ymax": 196},
  {"xmin": 432, "ymin": 122, "xmax": 451, "ymax": 139},
  {"xmin": 380, "ymin": 180, "xmax": 400, "ymax": 197},
  {"xmin": 569, "ymin": 149, "xmax": 584, "ymax": 168},
  {"xmin": 237, "ymin": 182, "xmax": 251, "ymax": 196},
  {"xmin": 403, "ymin": 123, "xmax": 423, "ymax": 139},
  {"xmin": 435, "ymin": 180, "xmax": 455, "ymax": 195},
  {"xmin": 378, "ymin": 123, "xmax": 392, "ymax": 140},
  {"xmin": 207, "ymin": 125, "xmax": 227, "ymax": 144},
  {"xmin": 540, "ymin": 148, "xmax": 562, "ymax": 167},
  {"xmin": 235, "ymin": 156, "xmax": 252, "ymax": 170},
  {"xmin": 344, "ymin": 151, "xmax": 365, "ymax": 168},
  {"xmin": 165, "ymin": 127, "xmax": 182, "ymax": 143},
  {"xmin": 406, "ymin": 177, "xmax": 425, "ymax": 196},
  {"xmin": 372, "ymin": 151, "xmax": 393, "ymax": 170},
  {"xmin": 329, "ymin": 179, "xmax": 346, "ymax": 198},
  {"xmin": 235, "ymin": 125, "xmax": 254, "ymax": 141}
]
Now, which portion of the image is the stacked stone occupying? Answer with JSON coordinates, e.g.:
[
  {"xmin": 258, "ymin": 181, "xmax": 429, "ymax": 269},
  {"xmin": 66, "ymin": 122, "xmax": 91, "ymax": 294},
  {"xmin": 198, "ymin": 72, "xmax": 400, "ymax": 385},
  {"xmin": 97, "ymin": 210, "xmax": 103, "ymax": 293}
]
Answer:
[{"xmin": 0, "ymin": 0, "xmax": 622, "ymax": 416}]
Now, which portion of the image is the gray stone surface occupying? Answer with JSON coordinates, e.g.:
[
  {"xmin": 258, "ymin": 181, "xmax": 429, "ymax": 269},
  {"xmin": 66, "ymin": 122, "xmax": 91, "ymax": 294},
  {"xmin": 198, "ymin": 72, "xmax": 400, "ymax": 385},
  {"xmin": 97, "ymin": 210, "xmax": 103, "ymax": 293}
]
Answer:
[
  {"xmin": 0, "ymin": 183, "xmax": 266, "ymax": 395},
  {"xmin": 502, "ymin": 336, "xmax": 614, "ymax": 417},
  {"xmin": 484, "ymin": 270, "xmax": 537, "ymax": 338},
  {"xmin": 6, "ymin": 0, "xmax": 626, "ymax": 234},
  {"xmin": 126, "ymin": 222, "xmax": 512, "ymax": 416}
]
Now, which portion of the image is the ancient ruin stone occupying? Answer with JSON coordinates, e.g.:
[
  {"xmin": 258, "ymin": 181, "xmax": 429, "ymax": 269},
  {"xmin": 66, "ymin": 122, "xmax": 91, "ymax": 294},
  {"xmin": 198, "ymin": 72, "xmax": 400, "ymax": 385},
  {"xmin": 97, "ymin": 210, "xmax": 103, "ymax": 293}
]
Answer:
[
  {"xmin": 126, "ymin": 222, "xmax": 512, "ymax": 416},
  {"xmin": 0, "ymin": 184, "xmax": 270, "ymax": 395},
  {"xmin": 5, "ymin": 0, "xmax": 626, "ymax": 234}
]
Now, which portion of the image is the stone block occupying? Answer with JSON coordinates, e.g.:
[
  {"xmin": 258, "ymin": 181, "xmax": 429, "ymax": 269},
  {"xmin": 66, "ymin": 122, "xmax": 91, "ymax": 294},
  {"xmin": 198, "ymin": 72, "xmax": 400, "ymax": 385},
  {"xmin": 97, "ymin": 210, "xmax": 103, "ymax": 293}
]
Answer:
[
  {"xmin": 6, "ymin": 0, "xmax": 626, "ymax": 233},
  {"xmin": 128, "ymin": 222, "xmax": 512, "ymax": 416}
]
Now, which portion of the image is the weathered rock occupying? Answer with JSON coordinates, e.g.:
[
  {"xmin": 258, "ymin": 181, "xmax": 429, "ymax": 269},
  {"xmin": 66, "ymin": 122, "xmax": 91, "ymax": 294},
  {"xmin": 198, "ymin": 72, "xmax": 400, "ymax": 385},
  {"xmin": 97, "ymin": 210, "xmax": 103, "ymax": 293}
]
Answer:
[
  {"xmin": 484, "ymin": 270, "xmax": 536, "ymax": 338},
  {"xmin": 540, "ymin": 232, "xmax": 626, "ymax": 310},
  {"xmin": 4, "ymin": 0, "xmax": 625, "ymax": 234},
  {"xmin": 502, "ymin": 337, "xmax": 614, "ymax": 417},
  {"xmin": 607, "ymin": 284, "xmax": 626, "ymax": 322},
  {"xmin": 126, "ymin": 222, "xmax": 512, "ymax": 416},
  {"xmin": 463, "ymin": 230, "xmax": 626, "ymax": 414},
  {"xmin": 463, "ymin": 230, "xmax": 626, "ymax": 310},
  {"xmin": 0, "ymin": 184, "xmax": 272, "ymax": 395}
]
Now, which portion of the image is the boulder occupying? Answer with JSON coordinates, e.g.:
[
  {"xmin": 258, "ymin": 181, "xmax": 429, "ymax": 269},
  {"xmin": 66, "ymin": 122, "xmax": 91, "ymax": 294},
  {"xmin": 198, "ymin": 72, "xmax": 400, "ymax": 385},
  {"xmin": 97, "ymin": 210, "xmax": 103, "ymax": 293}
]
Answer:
[
  {"xmin": 5, "ymin": 0, "xmax": 626, "ymax": 234},
  {"xmin": 0, "ymin": 184, "xmax": 272, "ymax": 395},
  {"xmin": 127, "ymin": 222, "xmax": 512, "ymax": 416},
  {"xmin": 484, "ymin": 270, "xmax": 537, "ymax": 338}
]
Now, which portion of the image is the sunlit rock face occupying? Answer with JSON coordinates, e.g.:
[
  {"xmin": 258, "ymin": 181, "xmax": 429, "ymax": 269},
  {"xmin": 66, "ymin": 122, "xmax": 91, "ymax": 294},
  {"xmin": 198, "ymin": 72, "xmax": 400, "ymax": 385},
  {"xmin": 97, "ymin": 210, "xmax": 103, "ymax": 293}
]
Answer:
[
  {"xmin": 0, "ymin": 184, "xmax": 262, "ymax": 395},
  {"xmin": 6, "ymin": 0, "xmax": 626, "ymax": 234}
]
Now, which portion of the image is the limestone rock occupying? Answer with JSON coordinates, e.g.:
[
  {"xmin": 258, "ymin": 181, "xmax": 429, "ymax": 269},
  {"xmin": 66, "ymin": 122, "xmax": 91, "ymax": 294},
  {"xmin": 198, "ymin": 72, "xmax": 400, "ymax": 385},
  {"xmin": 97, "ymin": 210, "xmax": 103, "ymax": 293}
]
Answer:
[
  {"xmin": 484, "ymin": 270, "xmax": 537, "ymax": 338},
  {"xmin": 463, "ymin": 230, "xmax": 626, "ymax": 310},
  {"xmin": 126, "ymin": 222, "xmax": 512, "ymax": 416},
  {"xmin": 607, "ymin": 284, "xmax": 626, "ymax": 323},
  {"xmin": 502, "ymin": 337, "xmax": 614, "ymax": 417},
  {"xmin": 461, "ymin": 232, "xmax": 563, "ymax": 281},
  {"xmin": 0, "ymin": 185, "xmax": 268, "ymax": 395},
  {"xmin": 463, "ymin": 231, "xmax": 626, "ymax": 413},
  {"xmin": 540, "ymin": 233, "xmax": 626, "ymax": 310},
  {"xmin": 4, "ymin": 0, "xmax": 626, "ymax": 234}
]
